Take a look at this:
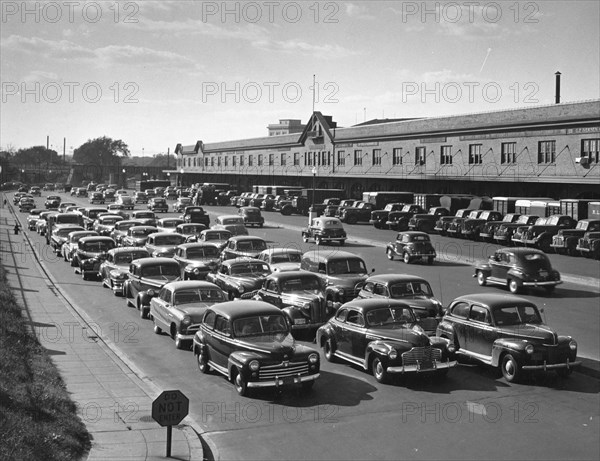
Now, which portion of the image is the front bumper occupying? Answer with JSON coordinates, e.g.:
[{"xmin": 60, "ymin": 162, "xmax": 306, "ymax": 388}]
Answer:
[
  {"xmin": 248, "ymin": 373, "xmax": 320, "ymax": 388},
  {"xmin": 522, "ymin": 359, "xmax": 581, "ymax": 371},
  {"xmin": 387, "ymin": 359, "xmax": 457, "ymax": 374}
]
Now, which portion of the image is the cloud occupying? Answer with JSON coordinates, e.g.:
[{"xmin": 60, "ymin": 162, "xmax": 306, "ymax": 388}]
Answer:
[
  {"xmin": 345, "ymin": 3, "xmax": 375, "ymax": 19},
  {"xmin": 95, "ymin": 44, "xmax": 200, "ymax": 70},
  {"xmin": 1, "ymin": 35, "xmax": 95, "ymax": 59},
  {"xmin": 252, "ymin": 39, "xmax": 358, "ymax": 59},
  {"xmin": 22, "ymin": 71, "xmax": 59, "ymax": 83}
]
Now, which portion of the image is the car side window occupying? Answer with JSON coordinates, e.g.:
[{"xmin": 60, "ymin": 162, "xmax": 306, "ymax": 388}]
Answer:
[
  {"xmin": 214, "ymin": 316, "xmax": 231, "ymax": 335},
  {"xmin": 203, "ymin": 311, "xmax": 216, "ymax": 328},
  {"xmin": 362, "ymin": 282, "xmax": 374, "ymax": 294},
  {"xmin": 335, "ymin": 308, "xmax": 348, "ymax": 322},
  {"xmin": 346, "ymin": 310, "xmax": 365, "ymax": 327},
  {"xmin": 469, "ymin": 305, "xmax": 490, "ymax": 324},
  {"xmin": 451, "ymin": 302, "xmax": 470, "ymax": 318},
  {"xmin": 266, "ymin": 280, "xmax": 277, "ymax": 292},
  {"xmin": 373, "ymin": 284, "xmax": 387, "ymax": 296}
]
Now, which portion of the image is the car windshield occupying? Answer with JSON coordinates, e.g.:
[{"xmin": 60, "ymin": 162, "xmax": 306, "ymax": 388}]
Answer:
[
  {"xmin": 160, "ymin": 221, "xmax": 179, "ymax": 228},
  {"xmin": 101, "ymin": 218, "xmax": 120, "ymax": 225},
  {"xmin": 493, "ymin": 305, "xmax": 542, "ymax": 326},
  {"xmin": 82, "ymin": 241, "xmax": 115, "ymax": 252},
  {"xmin": 186, "ymin": 247, "xmax": 219, "ymax": 259},
  {"xmin": 366, "ymin": 307, "xmax": 415, "ymax": 326},
  {"xmin": 135, "ymin": 213, "xmax": 153, "ymax": 218},
  {"xmin": 181, "ymin": 225, "xmax": 205, "ymax": 234},
  {"xmin": 115, "ymin": 252, "xmax": 147, "ymax": 264},
  {"xmin": 408, "ymin": 234, "xmax": 430, "ymax": 242},
  {"xmin": 57, "ymin": 228, "xmax": 81, "ymax": 237},
  {"xmin": 174, "ymin": 289, "xmax": 224, "ymax": 305},
  {"xmin": 327, "ymin": 259, "xmax": 367, "ymax": 275},
  {"xmin": 71, "ymin": 233, "xmax": 95, "ymax": 242},
  {"xmin": 271, "ymin": 253, "xmax": 301, "ymax": 264},
  {"xmin": 223, "ymin": 218, "xmax": 243, "ymax": 225},
  {"xmin": 236, "ymin": 240, "xmax": 266, "ymax": 251},
  {"xmin": 132, "ymin": 228, "xmax": 155, "ymax": 237},
  {"xmin": 389, "ymin": 282, "xmax": 433, "ymax": 298},
  {"xmin": 140, "ymin": 264, "xmax": 180, "ymax": 277},
  {"xmin": 281, "ymin": 277, "xmax": 321, "ymax": 293},
  {"xmin": 230, "ymin": 262, "xmax": 270, "ymax": 275},
  {"xmin": 205, "ymin": 232, "xmax": 229, "ymax": 240},
  {"xmin": 154, "ymin": 235, "xmax": 186, "ymax": 245},
  {"xmin": 233, "ymin": 315, "xmax": 288, "ymax": 337}
]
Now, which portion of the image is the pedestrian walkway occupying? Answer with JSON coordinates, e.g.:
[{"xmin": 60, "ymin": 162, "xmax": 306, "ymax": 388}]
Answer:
[{"xmin": 0, "ymin": 202, "xmax": 203, "ymax": 460}]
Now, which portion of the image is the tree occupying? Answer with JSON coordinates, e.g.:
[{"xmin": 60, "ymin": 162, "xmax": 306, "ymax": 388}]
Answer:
[
  {"xmin": 73, "ymin": 137, "xmax": 129, "ymax": 165},
  {"xmin": 12, "ymin": 146, "xmax": 60, "ymax": 165}
]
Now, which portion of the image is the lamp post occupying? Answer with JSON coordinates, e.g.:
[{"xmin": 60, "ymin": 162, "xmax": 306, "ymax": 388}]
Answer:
[
  {"xmin": 309, "ymin": 167, "xmax": 317, "ymax": 224},
  {"xmin": 180, "ymin": 168, "xmax": 184, "ymax": 187},
  {"xmin": 122, "ymin": 168, "xmax": 126, "ymax": 188}
]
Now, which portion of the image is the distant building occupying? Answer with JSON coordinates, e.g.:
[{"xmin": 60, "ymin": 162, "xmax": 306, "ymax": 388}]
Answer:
[{"xmin": 267, "ymin": 119, "xmax": 306, "ymax": 136}]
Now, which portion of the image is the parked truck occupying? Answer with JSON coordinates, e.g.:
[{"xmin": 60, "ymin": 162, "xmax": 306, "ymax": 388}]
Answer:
[{"xmin": 281, "ymin": 188, "xmax": 346, "ymax": 216}]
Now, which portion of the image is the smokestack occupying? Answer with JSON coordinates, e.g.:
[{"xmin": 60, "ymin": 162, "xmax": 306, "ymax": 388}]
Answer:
[
  {"xmin": 555, "ymin": 71, "xmax": 561, "ymax": 104},
  {"xmin": 63, "ymin": 137, "xmax": 66, "ymax": 163},
  {"xmin": 47, "ymin": 135, "xmax": 49, "ymax": 149}
]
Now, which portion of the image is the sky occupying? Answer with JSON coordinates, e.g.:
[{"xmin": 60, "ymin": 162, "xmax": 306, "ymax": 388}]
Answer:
[{"xmin": 1, "ymin": 0, "xmax": 599, "ymax": 157}]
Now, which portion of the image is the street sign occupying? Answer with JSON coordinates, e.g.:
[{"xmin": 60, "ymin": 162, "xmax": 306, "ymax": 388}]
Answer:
[{"xmin": 152, "ymin": 390, "xmax": 189, "ymax": 427}]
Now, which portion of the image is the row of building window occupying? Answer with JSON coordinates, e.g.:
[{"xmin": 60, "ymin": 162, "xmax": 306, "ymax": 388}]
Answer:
[{"xmin": 178, "ymin": 138, "xmax": 600, "ymax": 168}]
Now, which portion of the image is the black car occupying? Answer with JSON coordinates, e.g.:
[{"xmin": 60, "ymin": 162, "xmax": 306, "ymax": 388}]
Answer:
[
  {"xmin": 207, "ymin": 258, "xmax": 272, "ymax": 300},
  {"xmin": 474, "ymin": 247, "xmax": 562, "ymax": 294},
  {"xmin": 193, "ymin": 300, "xmax": 320, "ymax": 395},
  {"xmin": 316, "ymin": 299, "xmax": 456, "ymax": 383},
  {"xmin": 385, "ymin": 231, "xmax": 436, "ymax": 264},
  {"xmin": 436, "ymin": 293, "xmax": 579, "ymax": 382},
  {"xmin": 220, "ymin": 236, "xmax": 267, "ymax": 261},
  {"xmin": 173, "ymin": 243, "xmax": 221, "ymax": 280},
  {"xmin": 72, "ymin": 236, "xmax": 116, "ymax": 280}
]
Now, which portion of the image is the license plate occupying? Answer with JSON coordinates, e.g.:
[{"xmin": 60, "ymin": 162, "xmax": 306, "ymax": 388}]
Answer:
[
  {"xmin": 282, "ymin": 376, "xmax": 295, "ymax": 386},
  {"xmin": 419, "ymin": 361, "xmax": 433, "ymax": 370},
  {"xmin": 295, "ymin": 319, "xmax": 306, "ymax": 324},
  {"xmin": 539, "ymin": 271, "xmax": 548, "ymax": 277}
]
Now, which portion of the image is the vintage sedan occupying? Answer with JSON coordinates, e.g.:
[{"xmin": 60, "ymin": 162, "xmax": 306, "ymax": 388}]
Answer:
[
  {"xmin": 357, "ymin": 274, "xmax": 443, "ymax": 334},
  {"xmin": 173, "ymin": 197, "xmax": 193, "ymax": 213},
  {"xmin": 61, "ymin": 230, "xmax": 98, "ymax": 261},
  {"xmin": 121, "ymin": 225, "xmax": 159, "ymax": 247},
  {"xmin": 173, "ymin": 243, "xmax": 221, "ymax": 280},
  {"xmin": 26, "ymin": 209, "xmax": 45, "ymax": 230},
  {"xmin": 131, "ymin": 210, "xmax": 157, "ymax": 226},
  {"xmin": 58, "ymin": 202, "xmax": 77, "ymax": 212},
  {"xmin": 551, "ymin": 219, "xmax": 600, "ymax": 256},
  {"xmin": 29, "ymin": 186, "xmax": 41, "ymax": 196},
  {"xmin": 301, "ymin": 217, "xmax": 347, "ymax": 246},
  {"xmin": 134, "ymin": 191, "xmax": 148, "ymax": 204},
  {"xmin": 89, "ymin": 191, "xmax": 105, "ymax": 204},
  {"xmin": 99, "ymin": 247, "xmax": 151, "ymax": 295},
  {"xmin": 148, "ymin": 197, "xmax": 169, "ymax": 213},
  {"xmin": 115, "ymin": 194, "xmax": 135, "ymax": 210},
  {"xmin": 207, "ymin": 258, "xmax": 272, "ymax": 300},
  {"xmin": 72, "ymin": 236, "xmax": 116, "ymax": 280},
  {"xmin": 212, "ymin": 215, "xmax": 248, "ymax": 236},
  {"xmin": 93, "ymin": 214, "xmax": 124, "ymax": 236},
  {"xmin": 151, "ymin": 281, "xmax": 226, "ymax": 349},
  {"xmin": 144, "ymin": 232, "xmax": 187, "ymax": 258},
  {"xmin": 123, "ymin": 257, "xmax": 182, "ymax": 318},
  {"xmin": 35, "ymin": 210, "xmax": 57, "ymax": 235},
  {"xmin": 18, "ymin": 196, "xmax": 36, "ymax": 213},
  {"xmin": 493, "ymin": 215, "xmax": 540, "ymax": 245},
  {"xmin": 474, "ymin": 247, "xmax": 562, "ymax": 294},
  {"xmin": 156, "ymin": 217, "xmax": 185, "ymax": 233},
  {"xmin": 386, "ymin": 231, "xmax": 436, "ymax": 264},
  {"xmin": 180, "ymin": 206, "xmax": 211, "ymax": 227},
  {"xmin": 316, "ymin": 299, "xmax": 456, "ymax": 383},
  {"xmin": 49, "ymin": 224, "xmax": 85, "ymax": 254},
  {"xmin": 110, "ymin": 219, "xmax": 144, "ymax": 245},
  {"xmin": 189, "ymin": 229, "xmax": 232, "ymax": 249},
  {"xmin": 577, "ymin": 231, "xmax": 600, "ymax": 259},
  {"xmin": 256, "ymin": 248, "xmax": 302, "ymax": 272},
  {"xmin": 176, "ymin": 223, "xmax": 208, "ymax": 241},
  {"xmin": 436, "ymin": 294, "xmax": 579, "ymax": 382},
  {"xmin": 251, "ymin": 271, "xmax": 339, "ymax": 332},
  {"xmin": 44, "ymin": 195, "xmax": 62, "ymax": 209},
  {"xmin": 193, "ymin": 300, "xmax": 320, "ymax": 395},
  {"xmin": 220, "ymin": 236, "xmax": 268, "ymax": 261},
  {"xmin": 238, "ymin": 206, "xmax": 265, "ymax": 227}
]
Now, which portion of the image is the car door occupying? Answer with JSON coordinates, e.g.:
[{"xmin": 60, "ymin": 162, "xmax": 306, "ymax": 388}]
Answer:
[
  {"xmin": 344, "ymin": 310, "xmax": 367, "ymax": 358},
  {"xmin": 490, "ymin": 251, "xmax": 510, "ymax": 281},
  {"xmin": 464, "ymin": 304, "xmax": 495, "ymax": 357},
  {"xmin": 152, "ymin": 287, "xmax": 172, "ymax": 330},
  {"xmin": 448, "ymin": 302, "xmax": 470, "ymax": 350},
  {"xmin": 209, "ymin": 315, "xmax": 233, "ymax": 371},
  {"xmin": 259, "ymin": 279, "xmax": 282, "ymax": 307}
]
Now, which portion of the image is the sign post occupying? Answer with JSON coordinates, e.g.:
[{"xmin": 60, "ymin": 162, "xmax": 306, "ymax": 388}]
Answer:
[{"xmin": 152, "ymin": 390, "xmax": 189, "ymax": 457}]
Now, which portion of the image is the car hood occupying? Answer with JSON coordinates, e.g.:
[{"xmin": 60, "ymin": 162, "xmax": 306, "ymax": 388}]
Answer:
[
  {"xmin": 366, "ymin": 326, "xmax": 430, "ymax": 347},
  {"xmin": 391, "ymin": 296, "xmax": 439, "ymax": 314},
  {"xmin": 230, "ymin": 274, "xmax": 268, "ymax": 287},
  {"xmin": 326, "ymin": 274, "xmax": 368, "ymax": 287},
  {"xmin": 557, "ymin": 229, "xmax": 586, "ymax": 237},
  {"xmin": 498, "ymin": 324, "xmax": 557, "ymax": 344},
  {"xmin": 177, "ymin": 305, "xmax": 212, "ymax": 320},
  {"xmin": 184, "ymin": 259, "xmax": 220, "ymax": 270},
  {"xmin": 281, "ymin": 291, "xmax": 324, "ymax": 303},
  {"xmin": 237, "ymin": 332, "xmax": 297, "ymax": 357},
  {"xmin": 271, "ymin": 262, "xmax": 301, "ymax": 272}
]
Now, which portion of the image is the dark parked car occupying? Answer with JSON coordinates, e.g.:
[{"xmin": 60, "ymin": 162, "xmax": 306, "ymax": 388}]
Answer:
[
  {"xmin": 238, "ymin": 206, "xmax": 264, "ymax": 227},
  {"xmin": 551, "ymin": 219, "xmax": 600, "ymax": 256},
  {"xmin": 386, "ymin": 204, "xmax": 424, "ymax": 231},
  {"xmin": 207, "ymin": 258, "xmax": 272, "ymax": 300},
  {"xmin": 192, "ymin": 300, "xmax": 321, "ymax": 395},
  {"xmin": 49, "ymin": 224, "xmax": 85, "ymax": 254},
  {"xmin": 493, "ymin": 215, "xmax": 540, "ymax": 245},
  {"xmin": 173, "ymin": 243, "xmax": 221, "ymax": 280},
  {"xmin": 386, "ymin": 231, "xmax": 436, "ymax": 264},
  {"xmin": 479, "ymin": 213, "xmax": 522, "ymax": 242},
  {"xmin": 300, "ymin": 250, "xmax": 371, "ymax": 305},
  {"xmin": 316, "ymin": 299, "xmax": 456, "ymax": 383},
  {"xmin": 134, "ymin": 191, "xmax": 148, "ymax": 204},
  {"xmin": 44, "ymin": 195, "xmax": 62, "ymax": 209},
  {"xmin": 148, "ymin": 197, "xmax": 169, "ymax": 213},
  {"xmin": 151, "ymin": 280, "xmax": 226, "ymax": 349},
  {"xmin": 251, "ymin": 271, "xmax": 340, "ymax": 332},
  {"xmin": 369, "ymin": 203, "xmax": 406, "ymax": 229},
  {"xmin": 72, "ymin": 236, "xmax": 116, "ymax": 280},
  {"xmin": 434, "ymin": 208, "xmax": 474, "ymax": 236},
  {"xmin": 180, "ymin": 206, "xmax": 210, "ymax": 227},
  {"xmin": 89, "ymin": 191, "xmax": 105, "ymax": 204},
  {"xmin": 474, "ymin": 248, "xmax": 562, "ymax": 294},
  {"xmin": 110, "ymin": 219, "xmax": 144, "ymax": 245},
  {"xmin": 99, "ymin": 247, "xmax": 151, "ymax": 295},
  {"xmin": 459, "ymin": 210, "xmax": 504, "ymax": 240},
  {"xmin": 408, "ymin": 207, "xmax": 452, "ymax": 233},
  {"xmin": 131, "ymin": 210, "xmax": 157, "ymax": 226},
  {"xmin": 436, "ymin": 293, "xmax": 579, "ymax": 382},
  {"xmin": 61, "ymin": 231, "xmax": 98, "ymax": 262},
  {"xmin": 123, "ymin": 257, "xmax": 181, "ymax": 318},
  {"xmin": 301, "ymin": 217, "xmax": 347, "ymax": 246},
  {"xmin": 144, "ymin": 232, "xmax": 187, "ymax": 258},
  {"xmin": 121, "ymin": 225, "xmax": 159, "ymax": 247},
  {"xmin": 357, "ymin": 274, "xmax": 443, "ymax": 334},
  {"xmin": 519, "ymin": 214, "xmax": 577, "ymax": 252},
  {"xmin": 577, "ymin": 231, "xmax": 600, "ymax": 259},
  {"xmin": 220, "ymin": 236, "xmax": 267, "ymax": 261}
]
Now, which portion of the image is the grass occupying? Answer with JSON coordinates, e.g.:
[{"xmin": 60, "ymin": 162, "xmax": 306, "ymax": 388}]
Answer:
[{"xmin": 0, "ymin": 264, "xmax": 91, "ymax": 461}]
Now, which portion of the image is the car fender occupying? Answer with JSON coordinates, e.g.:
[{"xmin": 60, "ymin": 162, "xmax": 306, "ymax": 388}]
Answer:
[
  {"xmin": 506, "ymin": 268, "xmax": 525, "ymax": 281},
  {"xmin": 281, "ymin": 306, "xmax": 302, "ymax": 322},
  {"xmin": 365, "ymin": 340, "xmax": 406, "ymax": 371},
  {"xmin": 228, "ymin": 351, "xmax": 262, "ymax": 379},
  {"xmin": 474, "ymin": 262, "xmax": 492, "ymax": 273},
  {"xmin": 491, "ymin": 338, "xmax": 529, "ymax": 367},
  {"xmin": 316, "ymin": 324, "xmax": 334, "ymax": 347},
  {"xmin": 139, "ymin": 289, "xmax": 159, "ymax": 306}
]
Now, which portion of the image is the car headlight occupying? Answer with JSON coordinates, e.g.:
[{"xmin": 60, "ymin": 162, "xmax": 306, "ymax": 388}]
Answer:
[
  {"xmin": 182, "ymin": 315, "xmax": 191, "ymax": 326},
  {"xmin": 447, "ymin": 344, "xmax": 456, "ymax": 353},
  {"xmin": 569, "ymin": 340, "xmax": 577, "ymax": 351},
  {"xmin": 525, "ymin": 344, "xmax": 534, "ymax": 354},
  {"xmin": 249, "ymin": 360, "xmax": 260, "ymax": 371},
  {"xmin": 308, "ymin": 353, "xmax": 318, "ymax": 364},
  {"xmin": 301, "ymin": 302, "xmax": 311, "ymax": 310},
  {"xmin": 412, "ymin": 324, "xmax": 425, "ymax": 334},
  {"xmin": 388, "ymin": 349, "xmax": 398, "ymax": 360},
  {"xmin": 238, "ymin": 286, "xmax": 245, "ymax": 294}
]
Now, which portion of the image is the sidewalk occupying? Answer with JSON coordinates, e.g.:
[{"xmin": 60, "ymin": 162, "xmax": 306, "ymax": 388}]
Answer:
[{"xmin": 0, "ymin": 203, "xmax": 203, "ymax": 460}]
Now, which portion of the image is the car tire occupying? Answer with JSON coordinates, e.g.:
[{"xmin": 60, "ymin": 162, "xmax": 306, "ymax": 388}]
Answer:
[
  {"xmin": 508, "ymin": 279, "xmax": 520, "ymax": 294},
  {"xmin": 426, "ymin": 256, "xmax": 434, "ymax": 265},
  {"xmin": 153, "ymin": 324, "xmax": 162, "ymax": 334},
  {"xmin": 386, "ymin": 248, "xmax": 395, "ymax": 260},
  {"xmin": 233, "ymin": 369, "xmax": 248, "ymax": 396},
  {"xmin": 339, "ymin": 239, "xmax": 345, "ymax": 246},
  {"xmin": 315, "ymin": 236, "xmax": 322, "ymax": 246},
  {"xmin": 403, "ymin": 252, "xmax": 411, "ymax": 264},
  {"xmin": 501, "ymin": 353, "xmax": 521, "ymax": 383},
  {"xmin": 372, "ymin": 357, "xmax": 388, "ymax": 384},
  {"xmin": 324, "ymin": 338, "xmax": 337, "ymax": 363},
  {"xmin": 197, "ymin": 350, "xmax": 211, "ymax": 374},
  {"xmin": 81, "ymin": 271, "xmax": 87, "ymax": 281},
  {"xmin": 477, "ymin": 271, "xmax": 487, "ymax": 286},
  {"xmin": 175, "ymin": 335, "xmax": 186, "ymax": 350}
]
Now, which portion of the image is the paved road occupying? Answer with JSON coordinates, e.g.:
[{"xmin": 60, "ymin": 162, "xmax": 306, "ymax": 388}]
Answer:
[{"xmin": 4, "ymin": 192, "xmax": 600, "ymax": 460}]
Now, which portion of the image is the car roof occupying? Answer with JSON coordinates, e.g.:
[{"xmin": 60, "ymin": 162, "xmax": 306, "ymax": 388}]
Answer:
[
  {"xmin": 266, "ymin": 270, "xmax": 320, "ymax": 281},
  {"xmin": 222, "ymin": 257, "xmax": 265, "ymax": 267},
  {"xmin": 147, "ymin": 232, "xmax": 186, "ymax": 238},
  {"xmin": 131, "ymin": 257, "xmax": 179, "ymax": 267},
  {"xmin": 450, "ymin": 293, "xmax": 535, "ymax": 308},
  {"xmin": 162, "ymin": 280, "xmax": 221, "ymax": 291},
  {"xmin": 130, "ymin": 225, "xmax": 158, "ymax": 231},
  {"xmin": 79, "ymin": 236, "xmax": 115, "ymax": 243},
  {"xmin": 207, "ymin": 300, "xmax": 282, "ymax": 319},
  {"xmin": 259, "ymin": 248, "xmax": 302, "ymax": 256},
  {"xmin": 365, "ymin": 274, "xmax": 428, "ymax": 284},
  {"xmin": 302, "ymin": 250, "xmax": 363, "ymax": 261},
  {"xmin": 177, "ymin": 242, "xmax": 219, "ymax": 250},
  {"xmin": 497, "ymin": 247, "xmax": 547, "ymax": 256},
  {"xmin": 338, "ymin": 298, "xmax": 414, "ymax": 313},
  {"xmin": 108, "ymin": 247, "xmax": 150, "ymax": 256},
  {"xmin": 396, "ymin": 231, "xmax": 429, "ymax": 237}
]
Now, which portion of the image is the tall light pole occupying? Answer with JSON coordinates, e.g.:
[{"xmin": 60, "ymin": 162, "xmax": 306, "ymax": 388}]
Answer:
[{"xmin": 310, "ymin": 166, "xmax": 317, "ymax": 223}]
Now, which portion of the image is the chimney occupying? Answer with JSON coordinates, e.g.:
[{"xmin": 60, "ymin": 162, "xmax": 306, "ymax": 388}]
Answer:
[{"xmin": 555, "ymin": 71, "xmax": 561, "ymax": 104}]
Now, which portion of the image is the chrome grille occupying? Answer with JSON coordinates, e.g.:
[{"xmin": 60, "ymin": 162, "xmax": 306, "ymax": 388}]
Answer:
[
  {"xmin": 401, "ymin": 347, "xmax": 442, "ymax": 366},
  {"xmin": 259, "ymin": 361, "xmax": 309, "ymax": 379}
]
